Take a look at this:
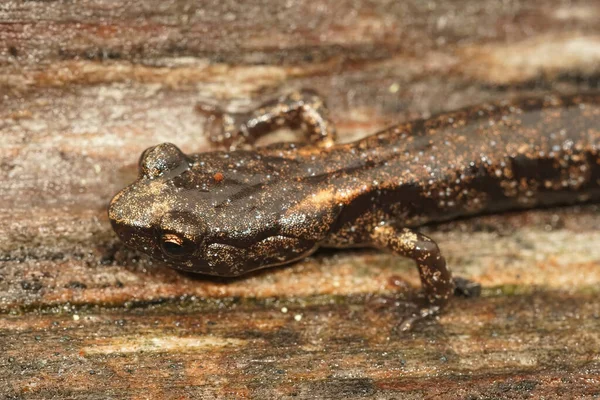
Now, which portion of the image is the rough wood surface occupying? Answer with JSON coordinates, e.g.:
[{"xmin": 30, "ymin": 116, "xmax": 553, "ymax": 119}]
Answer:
[{"xmin": 1, "ymin": 1, "xmax": 600, "ymax": 398}]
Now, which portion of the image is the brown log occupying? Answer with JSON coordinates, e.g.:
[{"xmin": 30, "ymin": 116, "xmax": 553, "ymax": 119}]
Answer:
[{"xmin": 1, "ymin": 0, "xmax": 600, "ymax": 398}]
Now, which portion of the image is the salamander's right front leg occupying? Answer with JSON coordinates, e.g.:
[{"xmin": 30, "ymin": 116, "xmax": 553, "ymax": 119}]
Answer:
[
  {"xmin": 196, "ymin": 89, "xmax": 337, "ymax": 150},
  {"xmin": 370, "ymin": 224, "xmax": 454, "ymax": 316}
]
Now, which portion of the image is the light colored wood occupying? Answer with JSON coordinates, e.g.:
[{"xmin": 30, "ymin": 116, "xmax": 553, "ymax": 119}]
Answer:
[{"xmin": 1, "ymin": 0, "xmax": 600, "ymax": 398}]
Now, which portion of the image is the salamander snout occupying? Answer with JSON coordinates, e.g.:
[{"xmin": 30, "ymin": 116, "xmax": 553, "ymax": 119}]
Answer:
[{"xmin": 108, "ymin": 185, "xmax": 158, "ymax": 254}]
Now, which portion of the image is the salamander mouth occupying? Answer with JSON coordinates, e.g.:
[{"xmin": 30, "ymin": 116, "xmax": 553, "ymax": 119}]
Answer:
[{"xmin": 196, "ymin": 235, "xmax": 319, "ymax": 277}]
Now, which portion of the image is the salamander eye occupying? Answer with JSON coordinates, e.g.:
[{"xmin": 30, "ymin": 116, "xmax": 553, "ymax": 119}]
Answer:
[{"xmin": 160, "ymin": 233, "xmax": 195, "ymax": 257}]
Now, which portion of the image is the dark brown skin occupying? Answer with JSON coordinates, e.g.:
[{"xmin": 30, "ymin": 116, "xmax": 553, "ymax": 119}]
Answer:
[{"xmin": 109, "ymin": 91, "xmax": 600, "ymax": 317}]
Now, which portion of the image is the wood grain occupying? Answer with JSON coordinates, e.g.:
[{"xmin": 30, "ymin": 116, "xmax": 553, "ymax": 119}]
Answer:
[{"xmin": 1, "ymin": 0, "xmax": 600, "ymax": 398}]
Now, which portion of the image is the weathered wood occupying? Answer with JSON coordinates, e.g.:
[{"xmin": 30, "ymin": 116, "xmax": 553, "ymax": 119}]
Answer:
[
  {"xmin": 1, "ymin": 0, "xmax": 600, "ymax": 398},
  {"xmin": 1, "ymin": 292, "xmax": 600, "ymax": 398}
]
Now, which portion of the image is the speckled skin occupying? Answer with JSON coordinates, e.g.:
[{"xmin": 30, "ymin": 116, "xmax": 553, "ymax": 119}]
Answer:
[{"xmin": 109, "ymin": 91, "xmax": 600, "ymax": 312}]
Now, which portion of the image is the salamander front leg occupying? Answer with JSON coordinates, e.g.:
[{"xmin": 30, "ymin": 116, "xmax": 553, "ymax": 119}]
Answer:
[
  {"xmin": 370, "ymin": 225, "xmax": 454, "ymax": 328},
  {"xmin": 196, "ymin": 89, "xmax": 337, "ymax": 150}
]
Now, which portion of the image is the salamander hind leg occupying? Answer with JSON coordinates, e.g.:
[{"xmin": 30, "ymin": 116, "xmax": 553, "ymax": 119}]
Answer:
[
  {"xmin": 370, "ymin": 224, "xmax": 454, "ymax": 330},
  {"xmin": 196, "ymin": 89, "xmax": 337, "ymax": 150}
]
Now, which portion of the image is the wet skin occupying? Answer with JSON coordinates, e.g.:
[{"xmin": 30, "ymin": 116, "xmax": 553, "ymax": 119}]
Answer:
[{"xmin": 109, "ymin": 91, "xmax": 600, "ymax": 313}]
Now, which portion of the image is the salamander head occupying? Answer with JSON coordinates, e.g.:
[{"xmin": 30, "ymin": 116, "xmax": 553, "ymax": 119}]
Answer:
[{"xmin": 108, "ymin": 143, "xmax": 329, "ymax": 276}]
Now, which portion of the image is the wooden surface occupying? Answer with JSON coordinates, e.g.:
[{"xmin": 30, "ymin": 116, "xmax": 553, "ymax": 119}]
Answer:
[{"xmin": 2, "ymin": 1, "xmax": 600, "ymax": 398}]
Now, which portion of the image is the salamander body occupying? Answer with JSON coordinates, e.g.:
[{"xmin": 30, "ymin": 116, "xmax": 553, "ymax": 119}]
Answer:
[{"xmin": 109, "ymin": 92, "xmax": 600, "ymax": 311}]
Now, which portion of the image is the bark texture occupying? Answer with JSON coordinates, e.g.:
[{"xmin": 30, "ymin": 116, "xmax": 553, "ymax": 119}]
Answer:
[{"xmin": 1, "ymin": 1, "xmax": 600, "ymax": 398}]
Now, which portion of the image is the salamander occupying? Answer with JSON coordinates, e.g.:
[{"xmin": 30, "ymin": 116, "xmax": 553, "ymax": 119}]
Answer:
[{"xmin": 108, "ymin": 90, "xmax": 600, "ymax": 316}]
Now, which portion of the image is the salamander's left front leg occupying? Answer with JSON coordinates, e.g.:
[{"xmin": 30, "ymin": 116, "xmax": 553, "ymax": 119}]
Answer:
[
  {"xmin": 370, "ymin": 225, "xmax": 454, "ymax": 311},
  {"xmin": 196, "ymin": 90, "xmax": 337, "ymax": 150}
]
